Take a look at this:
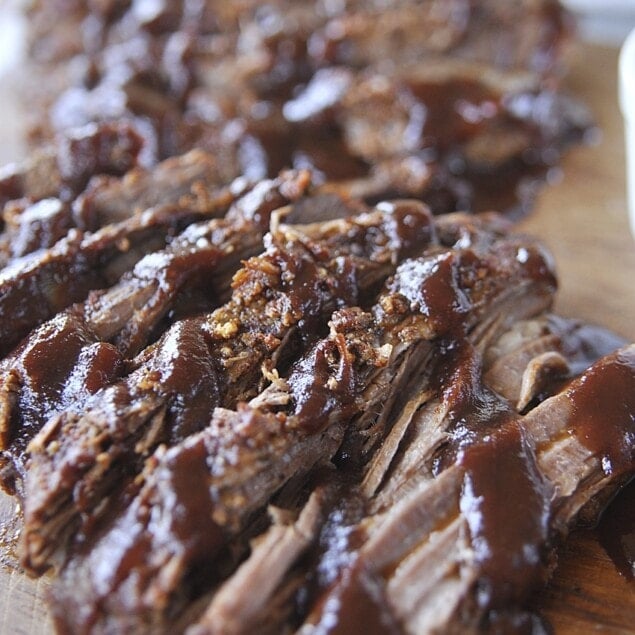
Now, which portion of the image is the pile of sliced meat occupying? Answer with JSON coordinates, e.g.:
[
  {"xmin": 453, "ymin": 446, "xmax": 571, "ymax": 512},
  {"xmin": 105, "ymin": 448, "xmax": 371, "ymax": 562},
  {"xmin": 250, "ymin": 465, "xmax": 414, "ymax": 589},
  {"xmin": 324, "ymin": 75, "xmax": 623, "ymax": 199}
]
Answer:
[
  {"xmin": 0, "ymin": 168, "xmax": 633, "ymax": 634},
  {"xmin": 13, "ymin": 0, "xmax": 590, "ymax": 217},
  {"xmin": 0, "ymin": 1, "xmax": 633, "ymax": 634}
]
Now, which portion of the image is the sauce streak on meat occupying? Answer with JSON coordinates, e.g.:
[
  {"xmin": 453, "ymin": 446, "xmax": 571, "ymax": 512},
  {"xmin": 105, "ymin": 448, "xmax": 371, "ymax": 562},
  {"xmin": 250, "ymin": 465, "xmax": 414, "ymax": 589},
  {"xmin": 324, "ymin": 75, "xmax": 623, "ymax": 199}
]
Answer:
[
  {"xmin": 567, "ymin": 348, "xmax": 635, "ymax": 476},
  {"xmin": 289, "ymin": 336, "xmax": 356, "ymax": 435},
  {"xmin": 459, "ymin": 424, "xmax": 552, "ymax": 608},
  {"xmin": 309, "ymin": 560, "xmax": 402, "ymax": 635},
  {"xmin": 409, "ymin": 79, "xmax": 501, "ymax": 151}
]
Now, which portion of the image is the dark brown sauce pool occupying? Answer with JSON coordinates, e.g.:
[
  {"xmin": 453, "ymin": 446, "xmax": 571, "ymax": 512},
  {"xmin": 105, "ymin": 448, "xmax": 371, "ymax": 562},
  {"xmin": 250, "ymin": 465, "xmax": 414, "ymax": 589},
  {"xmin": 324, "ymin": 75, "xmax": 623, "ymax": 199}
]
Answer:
[{"xmin": 598, "ymin": 480, "xmax": 635, "ymax": 581}]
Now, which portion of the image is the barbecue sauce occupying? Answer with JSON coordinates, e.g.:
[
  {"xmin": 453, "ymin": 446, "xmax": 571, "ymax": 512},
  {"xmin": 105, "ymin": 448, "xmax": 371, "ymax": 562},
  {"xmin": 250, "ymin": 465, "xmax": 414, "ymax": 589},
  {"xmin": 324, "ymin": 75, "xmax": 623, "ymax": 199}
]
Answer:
[
  {"xmin": 409, "ymin": 79, "xmax": 500, "ymax": 152},
  {"xmin": 308, "ymin": 560, "xmax": 402, "ymax": 635},
  {"xmin": 2, "ymin": 312, "xmax": 122, "ymax": 463},
  {"xmin": 300, "ymin": 490, "xmax": 403, "ymax": 634},
  {"xmin": 150, "ymin": 319, "xmax": 221, "ymax": 442},
  {"xmin": 289, "ymin": 335, "xmax": 356, "ymax": 435},
  {"xmin": 565, "ymin": 348, "xmax": 635, "ymax": 478},
  {"xmin": 459, "ymin": 424, "xmax": 552, "ymax": 608},
  {"xmin": 51, "ymin": 437, "xmax": 226, "ymax": 634}
]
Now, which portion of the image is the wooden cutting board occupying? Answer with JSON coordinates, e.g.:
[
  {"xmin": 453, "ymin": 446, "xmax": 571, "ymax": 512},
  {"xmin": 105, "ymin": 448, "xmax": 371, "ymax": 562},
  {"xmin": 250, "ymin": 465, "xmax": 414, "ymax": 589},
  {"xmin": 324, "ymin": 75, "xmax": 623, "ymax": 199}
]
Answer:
[
  {"xmin": 519, "ymin": 43, "xmax": 635, "ymax": 633},
  {"xmin": 0, "ymin": 43, "xmax": 633, "ymax": 634}
]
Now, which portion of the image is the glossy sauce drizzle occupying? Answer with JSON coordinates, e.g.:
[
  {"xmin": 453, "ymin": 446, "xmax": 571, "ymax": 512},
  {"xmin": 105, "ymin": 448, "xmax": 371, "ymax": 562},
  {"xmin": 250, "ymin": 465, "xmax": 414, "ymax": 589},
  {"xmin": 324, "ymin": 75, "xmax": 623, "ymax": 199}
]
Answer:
[{"xmin": 567, "ymin": 348, "xmax": 635, "ymax": 477}]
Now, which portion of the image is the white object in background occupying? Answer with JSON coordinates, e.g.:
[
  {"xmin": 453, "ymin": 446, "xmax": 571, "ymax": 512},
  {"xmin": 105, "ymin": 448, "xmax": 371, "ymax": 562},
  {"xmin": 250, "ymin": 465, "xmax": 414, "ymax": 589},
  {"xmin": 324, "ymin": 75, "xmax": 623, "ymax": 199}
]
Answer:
[
  {"xmin": 0, "ymin": 2, "xmax": 27, "ymax": 164},
  {"xmin": 562, "ymin": 0, "xmax": 635, "ymax": 45},
  {"xmin": 0, "ymin": 2, "xmax": 26, "ymax": 77},
  {"xmin": 620, "ymin": 27, "xmax": 635, "ymax": 239}
]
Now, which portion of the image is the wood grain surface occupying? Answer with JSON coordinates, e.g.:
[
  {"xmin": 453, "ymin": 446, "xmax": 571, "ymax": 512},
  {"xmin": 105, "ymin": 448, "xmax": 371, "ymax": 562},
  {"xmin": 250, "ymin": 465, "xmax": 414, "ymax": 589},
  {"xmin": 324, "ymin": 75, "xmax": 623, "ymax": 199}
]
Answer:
[
  {"xmin": 0, "ymin": 43, "xmax": 633, "ymax": 634},
  {"xmin": 520, "ymin": 43, "xmax": 635, "ymax": 634}
]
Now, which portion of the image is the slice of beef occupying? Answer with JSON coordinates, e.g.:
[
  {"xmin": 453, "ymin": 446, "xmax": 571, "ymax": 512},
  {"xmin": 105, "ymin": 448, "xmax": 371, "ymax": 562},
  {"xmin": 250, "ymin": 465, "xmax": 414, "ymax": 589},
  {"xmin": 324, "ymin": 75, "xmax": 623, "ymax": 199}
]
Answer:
[
  {"xmin": 0, "ymin": 146, "xmax": 233, "ymax": 272},
  {"xmin": 308, "ymin": 0, "xmax": 570, "ymax": 77},
  {"xmin": 19, "ymin": 199, "xmax": 436, "ymax": 574},
  {"xmin": 188, "ymin": 488, "xmax": 330, "ymax": 635},
  {"xmin": 71, "ymin": 148, "xmax": 230, "ymax": 230},
  {"xmin": 0, "ymin": 121, "xmax": 145, "ymax": 207},
  {"xmin": 0, "ymin": 156, "xmax": 245, "ymax": 359},
  {"xmin": 0, "ymin": 170, "xmax": 314, "ymax": 494},
  {"xmin": 300, "ymin": 346, "xmax": 635, "ymax": 635},
  {"xmin": 332, "ymin": 57, "xmax": 590, "ymax": 213},
  {"xmin": 38, "ymin": 219, "xmax": 557, "ymax": 632},
  {"xmin": 482, "ymin": 314, "xmax": 627, "ymax": 411},
  {"xmin": 338, "ymin": 227, "xmax": 557, "ymax": 475}
]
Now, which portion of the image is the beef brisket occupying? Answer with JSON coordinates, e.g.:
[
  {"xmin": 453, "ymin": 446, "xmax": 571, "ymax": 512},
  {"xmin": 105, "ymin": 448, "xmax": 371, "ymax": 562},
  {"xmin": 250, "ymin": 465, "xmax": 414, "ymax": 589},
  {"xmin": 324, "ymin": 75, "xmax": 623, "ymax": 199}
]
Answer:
[
  {"xmin": 0, "ymin": 2, "xmax": 631, "ymax": 634},
  {"xmin": 299, "ymin": 347, "xmax": 635, "ymax": 634},
  {"xmin": 19, "ymin": 196, "xmax": 436, "ymax": 574},
  {"xmin": 0, "ymin": 149, "xmax": 253, "ymax": 359},
  {"xmin": 30, "ymin": 209, "xmax": 564, "ymax": 632},
  {"xmin": 0, "ymin": 170, "xmax": 313, "ymax": 493},
  {"xmin": 0, "ymin": 182, "xmax": 629, "ymax": 632}
]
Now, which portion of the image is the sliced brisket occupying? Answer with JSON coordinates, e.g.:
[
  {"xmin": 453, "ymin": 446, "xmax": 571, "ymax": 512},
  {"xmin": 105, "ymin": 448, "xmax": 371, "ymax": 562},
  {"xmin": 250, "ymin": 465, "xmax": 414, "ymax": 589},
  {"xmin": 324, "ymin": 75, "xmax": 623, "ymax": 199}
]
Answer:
[
  {"xmin": 299, "ymin": 347, "xmax": 635, "ymax": 634},
  {"xmin": 17, "ymin": 0, "xmax": 581, "ymax": 217},
  {"xmin": 37, "ymin": 212, "xmax": 560, "ymax": 633},
  {"xmin": 0, "ymin": 150, "xmax": 249, "ymax": 359},
  {"xmin": 0, "ymin": 170, "xmax": 313, "ymax": 493},
  {"xmin": 19, "ymin": 197, "xmax": 436, "ymax": 574},
  {"xmin": 0, "ymin": 3, "xmax": 630, "ymax": 634}
]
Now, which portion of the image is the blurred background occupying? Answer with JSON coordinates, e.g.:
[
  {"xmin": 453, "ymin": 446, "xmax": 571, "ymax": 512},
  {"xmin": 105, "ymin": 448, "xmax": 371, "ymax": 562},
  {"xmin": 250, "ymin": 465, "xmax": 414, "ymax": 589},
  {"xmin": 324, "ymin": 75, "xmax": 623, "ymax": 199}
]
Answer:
[
  {"xmin": 0, "ymin": 0, "xmax": 634, "ymax": 164},
  {"xmin": 562, "ymin": 0, "xmax": 635, "ymax": 44}
]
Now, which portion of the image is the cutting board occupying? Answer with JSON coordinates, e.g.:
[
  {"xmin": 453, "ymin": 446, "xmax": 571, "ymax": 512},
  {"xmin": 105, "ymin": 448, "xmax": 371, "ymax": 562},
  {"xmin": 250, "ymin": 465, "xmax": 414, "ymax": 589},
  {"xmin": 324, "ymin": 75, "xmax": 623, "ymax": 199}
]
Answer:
[
  {"xmin": 0, "ymin": 43, "xmax": 633, "ymax": 634},
  {"xmin": 520, "ymin": 43, "xmax": 635, "ymax": 633}
]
